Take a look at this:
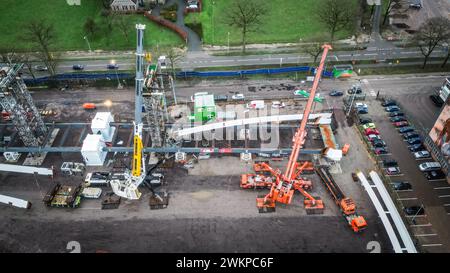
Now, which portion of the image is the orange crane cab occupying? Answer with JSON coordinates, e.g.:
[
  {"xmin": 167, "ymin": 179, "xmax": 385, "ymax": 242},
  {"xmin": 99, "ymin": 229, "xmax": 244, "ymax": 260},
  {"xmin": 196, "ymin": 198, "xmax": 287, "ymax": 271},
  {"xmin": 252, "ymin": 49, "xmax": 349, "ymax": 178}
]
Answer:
[{"xmin": 316, "ymin": 166, "xmax": 367, "ymax": 232}]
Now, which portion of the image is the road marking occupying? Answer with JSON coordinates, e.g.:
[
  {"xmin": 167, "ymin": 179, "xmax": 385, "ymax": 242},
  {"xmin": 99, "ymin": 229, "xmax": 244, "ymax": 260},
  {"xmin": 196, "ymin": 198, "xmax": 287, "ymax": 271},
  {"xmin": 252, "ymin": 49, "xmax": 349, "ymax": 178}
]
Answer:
[
  {"xmin": 334, "ymin": 55, "xmax": 339, "ymax": 61},
  {"xmin": 427, "ymin": 179, "xmax": 447, "ymax": 182},
  {"xmin": 411, "ymin": 223, "xmax": 432, "ymax": 227},
  {"xmin": 439, "ymin": 195, "xmax": 450, "ymax": 198},
  {"xmin": 421, "ymin": 244, "xmax": 443, "ymax": 247},
  {"xmin": 443, "ymin": 204, "xmax": 450, "ymax": 206},
  {"xmin": 415, "ymin": 233, "xmax": 438, "ymax": 237},
  {"xmin": 387, "ymin": 174, "xmax": 404, "ymax": 177},
  {"xmin": 406, "ymin": 215, "xmax": 426, "ymax": 218},
  {"xmin": 339, "ymin": 54, "xmax": 351, "ymax": 57},
  {"xmin": 434, "ymin": 187, "xmax": 450, "ymax": 190},
  {"xmin": 397, "ymin": 197, "xmax": 418, "ymax": 201},
  {"xmin": 396, "ymin": 190, "xmax": 413, "ymax": 192},
  {"xmin": 400, "ymin": 51, "xmax": 421, "ymax": 54},
  {"xmin": 365, "ymin": 53, "xmax": 378, "ymax": 56}
]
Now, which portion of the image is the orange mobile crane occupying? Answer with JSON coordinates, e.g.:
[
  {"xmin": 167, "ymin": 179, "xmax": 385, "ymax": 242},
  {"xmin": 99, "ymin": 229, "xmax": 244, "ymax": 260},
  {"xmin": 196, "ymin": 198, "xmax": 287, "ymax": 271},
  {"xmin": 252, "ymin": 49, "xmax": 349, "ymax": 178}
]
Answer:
[{"xmin": 241, "ymin": 44, "xmax": 332, "ymax": 214}]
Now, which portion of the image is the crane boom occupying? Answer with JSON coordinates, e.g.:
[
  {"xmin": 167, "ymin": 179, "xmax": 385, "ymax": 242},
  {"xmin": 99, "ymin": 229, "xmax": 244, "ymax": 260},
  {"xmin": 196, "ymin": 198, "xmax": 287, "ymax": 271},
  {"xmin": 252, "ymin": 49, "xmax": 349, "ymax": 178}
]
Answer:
[{"xmin": 284, "ymin": 44, "xmax": 331, "ymax": 181}]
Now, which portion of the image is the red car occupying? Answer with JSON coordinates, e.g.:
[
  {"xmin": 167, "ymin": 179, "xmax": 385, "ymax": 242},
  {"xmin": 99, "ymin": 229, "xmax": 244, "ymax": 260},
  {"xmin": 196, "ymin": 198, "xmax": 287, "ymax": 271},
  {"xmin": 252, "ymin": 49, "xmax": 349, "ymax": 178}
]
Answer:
[
  {"xmin": 394, "ymin": 121, "xmax": 409, "ymax": 127},
  {"xmin": 364, "ymin": 128, "xmax": 380, "ymax": 136}
]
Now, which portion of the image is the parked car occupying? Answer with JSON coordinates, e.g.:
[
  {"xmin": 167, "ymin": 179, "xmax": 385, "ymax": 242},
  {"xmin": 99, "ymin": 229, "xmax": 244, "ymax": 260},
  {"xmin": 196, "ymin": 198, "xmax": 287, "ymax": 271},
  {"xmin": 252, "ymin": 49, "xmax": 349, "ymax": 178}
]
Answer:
[
  {"xmin": 374, "ymin": 147, "xmax": 388, "ymax": 155},
  {"xmin": 404, "ymin": 206, "xmax": 425, "ymax": 216},
  {"xmin": 389, "ymin": 112, "xmax": 405, "ymax": 117},
  {"xmin": 424, "ymin": 170, "xmax": 446, "ymax": 180},
  {"xmin": 329, "ymin": 90, "xmax": 343, "ymax": 96},
  {"xmin": 231, "ymin": 93, "xmax": 245, "ymax": 100},
  {"xmin": 33, "ymin": 65, "xmax": 48, "ymax": 71},
  {"xmin": 409, "ymin": 0, "xmax": 422, "ymax": 9},
  {"xmin": 348, "ymin": 85, "xmax": 362, "ymax": 94},
  {"xmin": 383, "ymin": 159, "xmax": 398, "ymax": 167},
  {"xmin": 429, "ymin": 94, "xmax": 444, "ymax": 107},
  {"xmin": 386, "ymin": 167, "xmax": 401, "ymax": 175},
  {"xmin": 403, "ymin": 132, "xmax": 420, "ymax": 140},
  {"xmin": 399, "ymin": 126, "xmax": 414, "ymax": 134},
  {"xmin": 390, "ymin": 116, "xmax": 407, "ymax": 123},
  {"xmin": 394, "ymin": 121, "xmax": 409, "ymax": 127},
  {"xmin": 419, "ymin": 162, "xmax": 441, "ymax": 172},
  {"xmin": 409, "ymin": 144, "xmax": 425, "ymax": 152},
  {"xmin": 355, "ymin": 102, "xmax": 368, "ymax": 109},
  {"xmin": 392, "ymin": 181, "xmax": 412, "ymax": 191},
  {"xmin": 72, "ymin": 64, "xmax": 84, "ymax": 70},
  {"xmin": 382, "ymin": 100, "xmax": 397, "ymax": 107},
  {"xmin": 357, "ymin": 108, "xmax": 368, "ymax": 114},
  {"xmin": 271, "ymin": 101, "xmax": 286, "ymax": 108},
  {"xmin": 359, "ymin": 117, "xmax": 373, "ymax": 124},
  {"xmin": 364, "ymin": 128, "xmax": 380, "ymax": 136},
  {"xmin": 407, "ymin": 137, "xmax": 422, "ymax": 145},
  {"xmin": 385, "ymin": 106, "xmax": 400, "ymax": 112},
  {"xmin": 367, "ymin": 134, "xmax": 382, "ymax": 143},
  {"xmin": 107, "ymin": 63, "xmax": 119, "ymax": 69},
  {"xmin": 214, "ymin": 94, "xmax": 228, "ymax": 101},
  {"xmin": 362, "ymin": 123, "xmax": 376, "ymax": 130},
  {"xmin": 372, "ymin": 140, "xmax": 386, "ymax": 148},
  {"xmin": 414, "ymin": 150, "xmax": 430, "ymax": 159}
]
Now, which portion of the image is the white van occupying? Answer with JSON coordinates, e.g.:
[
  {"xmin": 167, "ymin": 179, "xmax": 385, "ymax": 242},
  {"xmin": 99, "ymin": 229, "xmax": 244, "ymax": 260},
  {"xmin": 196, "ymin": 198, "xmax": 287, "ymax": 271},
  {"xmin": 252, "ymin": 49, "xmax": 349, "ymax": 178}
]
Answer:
[
  {"xmin": 419, "ymin": 162, "xmax": 441, "ymax": 172},
  {"xmin": 246, "ymin": 100, "xmax": 265, "ymax": 109}
]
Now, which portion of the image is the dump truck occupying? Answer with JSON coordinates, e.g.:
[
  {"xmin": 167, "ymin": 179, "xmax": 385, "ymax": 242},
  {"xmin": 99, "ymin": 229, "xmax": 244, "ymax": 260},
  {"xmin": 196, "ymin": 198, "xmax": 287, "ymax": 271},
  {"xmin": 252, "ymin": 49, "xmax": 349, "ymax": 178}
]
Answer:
[{"xmin": 316, "ymin": 166, "xmax": 367, "ymax": 232}]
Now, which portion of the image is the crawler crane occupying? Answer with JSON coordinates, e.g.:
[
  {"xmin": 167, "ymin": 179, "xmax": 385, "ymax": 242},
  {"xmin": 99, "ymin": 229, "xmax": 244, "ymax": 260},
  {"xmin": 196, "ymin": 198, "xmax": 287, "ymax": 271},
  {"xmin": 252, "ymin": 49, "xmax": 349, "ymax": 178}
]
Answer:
[{"xmin": 241, "ymin": 44, "xmax": 332, "ymax": 214}]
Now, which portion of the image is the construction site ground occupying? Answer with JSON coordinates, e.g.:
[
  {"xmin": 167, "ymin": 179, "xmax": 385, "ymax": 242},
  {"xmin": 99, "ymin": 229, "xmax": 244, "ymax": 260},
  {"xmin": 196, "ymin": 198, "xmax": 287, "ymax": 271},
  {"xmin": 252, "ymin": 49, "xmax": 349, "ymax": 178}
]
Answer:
[{"xmin": 1, "ymin": 73, "xmax": 448, "ymax": 253}]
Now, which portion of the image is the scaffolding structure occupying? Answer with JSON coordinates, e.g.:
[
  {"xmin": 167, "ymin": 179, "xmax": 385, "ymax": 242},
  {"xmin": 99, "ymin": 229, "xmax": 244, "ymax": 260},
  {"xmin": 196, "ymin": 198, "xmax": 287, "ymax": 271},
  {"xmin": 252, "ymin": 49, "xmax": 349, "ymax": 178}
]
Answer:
[
  {"xmin": 143, "ymin": 59, "xmax": 172, "ymax": 148},
  {"xmin": 0, "ymin": 63, "xmax": 47, "ymax": 147}
]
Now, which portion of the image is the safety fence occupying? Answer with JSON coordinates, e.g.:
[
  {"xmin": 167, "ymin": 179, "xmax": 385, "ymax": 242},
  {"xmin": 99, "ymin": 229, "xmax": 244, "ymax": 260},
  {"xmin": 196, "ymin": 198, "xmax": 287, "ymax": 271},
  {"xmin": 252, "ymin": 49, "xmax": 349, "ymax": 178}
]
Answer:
[{"xmin": 23, "ymin": 66, "xmax": 333, "ymax": 85}]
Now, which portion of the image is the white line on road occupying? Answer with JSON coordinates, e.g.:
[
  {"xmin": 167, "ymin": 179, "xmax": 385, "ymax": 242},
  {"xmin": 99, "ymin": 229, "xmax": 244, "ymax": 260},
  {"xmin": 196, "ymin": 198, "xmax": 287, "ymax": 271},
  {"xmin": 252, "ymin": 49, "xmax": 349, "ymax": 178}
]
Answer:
[
  {"xmin": 397, "ymin": 197, "xmax": 418, "ymax": 201},
  {"xmin": 411, "ymin": 223, "xmax": 432, "ymax": 227},
  {"xmin": 434, "ymin": 187, "xmax": 450, "ymax": 190},
  {"xmin": 415, "ymin": 234, "xmax": 438, "ymax": 237},
  {"xmin": 339, "ymin": 54, "xmax": 351, "ymax": 57},
  {"xmin": 365, "ymin": 53, "xmax": 378, "ymax": 56},
  {"xmin": 396, "ymin": 190, "xmax": 413, "ymax": 192},
  {"xmin": 421, "ymin": 244, "xmax": 443, "ymax": 247},
  {"xmin": 428, "ymin": 179, "xmax": 447, "ymax": 182},
  {"xmin": 406, "ymin": 215, "xmax": 427, "ymax": 218},
  {"xmin": 444, "ymin": 204, "xmax": 450, "ymax": 206},
  {"xmin": 439, "ymin": 195, "xmax": 450, "ymax": 198}
]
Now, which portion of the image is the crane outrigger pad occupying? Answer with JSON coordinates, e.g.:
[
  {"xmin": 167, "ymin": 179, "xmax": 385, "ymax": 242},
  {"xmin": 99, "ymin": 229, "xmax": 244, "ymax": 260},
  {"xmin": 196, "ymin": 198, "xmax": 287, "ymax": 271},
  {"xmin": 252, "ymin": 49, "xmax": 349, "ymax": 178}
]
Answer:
[
  {"xmin": 304, "ymin": 197, "xmax": 325, "ymax": 215},
  {"xmin": 149, "ymin": 191, "xmax": 169, "ymax": 210}
]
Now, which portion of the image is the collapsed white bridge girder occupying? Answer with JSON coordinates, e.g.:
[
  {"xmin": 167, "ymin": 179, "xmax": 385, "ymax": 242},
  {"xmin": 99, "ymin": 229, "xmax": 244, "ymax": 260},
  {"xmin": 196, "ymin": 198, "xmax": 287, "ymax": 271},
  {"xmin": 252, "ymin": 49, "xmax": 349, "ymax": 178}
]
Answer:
[
  {"xmin": 0, "ymin": 163, "xmax": 53, "ymax": 176},
  {"xmin": 172, "ymin": 113, "xmax": 333, "ymax": 138}
]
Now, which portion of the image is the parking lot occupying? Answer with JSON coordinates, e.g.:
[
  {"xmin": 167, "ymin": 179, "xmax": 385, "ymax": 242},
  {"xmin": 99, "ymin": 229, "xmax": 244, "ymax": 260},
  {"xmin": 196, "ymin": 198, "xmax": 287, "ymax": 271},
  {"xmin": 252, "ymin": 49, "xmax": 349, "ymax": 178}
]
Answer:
[{"xmin": 353, "ymin": 95, "xmax": 450, "ymax": 252}]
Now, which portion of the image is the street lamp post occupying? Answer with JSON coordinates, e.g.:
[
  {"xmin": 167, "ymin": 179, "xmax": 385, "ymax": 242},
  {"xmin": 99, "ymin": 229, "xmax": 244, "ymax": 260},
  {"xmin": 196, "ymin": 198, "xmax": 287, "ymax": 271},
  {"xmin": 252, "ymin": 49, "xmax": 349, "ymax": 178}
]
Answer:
[
  {"xmin": 83, "ymin": 36, "xmax": 92, "ymax": 52},
  {"xmin": 212, "ymin": 1, "xmax": 215, "ymax": 45},
  {"xmin": 227, "ymin": 32, "xmax": 230, "ymax": 53}
]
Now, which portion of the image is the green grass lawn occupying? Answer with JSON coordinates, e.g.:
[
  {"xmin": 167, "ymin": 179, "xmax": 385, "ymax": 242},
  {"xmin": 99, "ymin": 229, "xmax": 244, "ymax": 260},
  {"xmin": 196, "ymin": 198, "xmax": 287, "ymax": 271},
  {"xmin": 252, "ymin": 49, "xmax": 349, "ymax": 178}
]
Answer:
[
  {"xmin": 186, "ymin": 0, "xmax": 358, "ymax": 45},
  {"xmin": 0, "ymin": 0, "xmax": 183, "ymax": 52}
]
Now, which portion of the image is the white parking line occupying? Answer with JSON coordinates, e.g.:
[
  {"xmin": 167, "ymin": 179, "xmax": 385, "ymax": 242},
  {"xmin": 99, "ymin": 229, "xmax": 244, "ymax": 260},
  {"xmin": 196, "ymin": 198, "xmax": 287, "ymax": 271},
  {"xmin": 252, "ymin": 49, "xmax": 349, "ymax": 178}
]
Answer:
[
  {"xmin": 421, "ymin": 244, "xmax": 443, "ymax": 247},
  {"xmin": 428, "ymin": 179, "xmax": 447, "ymax": 182},
  {"xmin": 398, "ymin": 197, "xmax": 418, "ymax": 201},
  {"xmin": 406, "ymin": 215, "xmax": 427, "ymax": 218},
  {"xmin": 439, "ymin": 195, "xmax": 450, "ymax": 198},
  {"xmin": 434, "ymin": 187, "xmax": 450, "ymax": 190},
  {"xmin": 411, "ymin": 223, "xmax": 432, "ymax": 227},
  {"xmin": 396, "ymin": 190, "xmax": 413, "ymax": 192},
  {"xmin": 415, "ymin": 234, "xmax": 438, "ymax": 237},
  {"xmin": 387, "ymin": 174, "xmax": 404, "ymax": 177}
]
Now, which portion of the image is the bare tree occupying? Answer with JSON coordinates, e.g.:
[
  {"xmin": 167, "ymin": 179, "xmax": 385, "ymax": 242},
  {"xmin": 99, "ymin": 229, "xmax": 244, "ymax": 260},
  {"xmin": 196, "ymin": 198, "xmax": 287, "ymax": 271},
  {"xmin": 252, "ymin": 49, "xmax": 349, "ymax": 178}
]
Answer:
[
  {"xmin": 382, "ymin": 0, "xmax": 403, "ymax": 25},
  {"xmin": 303, "ymin": 43, "xmax": 325, "ymax": 66},
  {"xmin": 21, "ymin": 53, "xmax": 37, "ymax": 80},
  {"xmin": 223, "ymin": 0, "xmax": 268, "ymax": 54},
  {"xmin": 113, "ymin": 13, "xmax": 130, "ymax": 43},
  {"xmin": 413, "ymin": 17, "xmax": 450, "ymax": 68},
  {"xmin": 318, "ymin": 0, "xmax": 354, "ymax": 42},
  {"xmin": 442, "ymin": 43, "xmax": 450, "ymax": 68},
  {"xmin": 23, "ymin": 19, "xmax": 58, "ymax": 75},
  {"xmin": 164, "ymin": 47, "xmax": 185, "ymax": 79},
  {"xmin": 0, "ymin": 47, "xmax": 19, "ymax": 64},
  {"xmin": 84, "ymin": 17, "xmax": 98, "ymax": 37}
]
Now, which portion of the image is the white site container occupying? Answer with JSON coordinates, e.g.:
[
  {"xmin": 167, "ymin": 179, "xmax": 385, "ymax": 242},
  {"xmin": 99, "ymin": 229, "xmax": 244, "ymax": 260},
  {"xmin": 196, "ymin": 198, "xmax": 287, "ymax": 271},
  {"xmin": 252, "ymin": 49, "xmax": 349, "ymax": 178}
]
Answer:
[
  {"xmin": 81, "ymin": 134, "xmax": 107, "ymax": 166},
  {"xmin": 91, "ymin": 112, "xmax": 115, "ymax": 142},
  {"xmin": 0, "ymin": 194, "xmax": 31, "ymax": 209}
]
